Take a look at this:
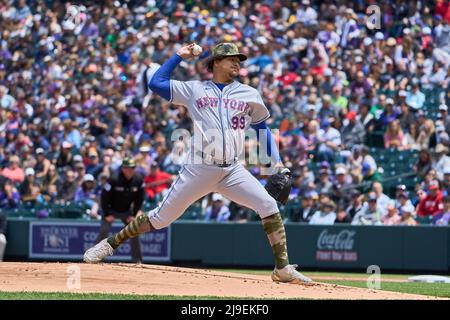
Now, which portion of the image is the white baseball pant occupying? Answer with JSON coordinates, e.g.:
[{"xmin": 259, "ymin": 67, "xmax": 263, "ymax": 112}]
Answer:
[{"xmin": 147, "ymin": 163, "xmax": 279, "ymax": 229}]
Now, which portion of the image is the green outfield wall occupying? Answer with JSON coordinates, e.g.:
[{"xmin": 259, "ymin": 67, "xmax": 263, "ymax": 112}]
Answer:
[{"xmin": 5, "ymin": 218, "xmax": 450, "ymax": 272}]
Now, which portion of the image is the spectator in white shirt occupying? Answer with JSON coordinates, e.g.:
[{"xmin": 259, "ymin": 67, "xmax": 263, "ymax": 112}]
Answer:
[
  {"xmin": 436, "ymin": 124, "xmax": 450, "ymax": 148},
  {"xmin": 396, "ymin": 190, "xmax": 414, "ymax": 215},
  {"xmin": 317, "ymin": 119, "xmax": 341, "ymax": 162},
  {"xmin": 204, "ymin": 193, "xmax": 231, "ymax": 222},
  {"xmin": 438, "ymin": 104, "xmax": 450, "ymax": 135},
  {"xmin": 339, "ymin": 8, "xmax": 360, "ymax": 48},
  {"xmin": 309, "ymin": 200, "xmax": 337, "ymax": 225},
  {"xmin": 429, "ymin": 60, "xmax": 447, "ymax": 87},
  {"xmin": 0, "ymin": 85, "xmax": 15, "ymax": 110},
  {"xmin": 432, "ymin": 144, "xmax": 450, "ymax": 181},
  {"xmin": 296, "ymin": 0, "xmax": 318, "ymax": 26},
  {"xmin": 406, "ymin": 82, "xmax": 426, "ymax": 110},
  {"xmin": 352, "ymin": 193, "xmax": 383, "ymax": 225},
  {"xmin": 372, "ymin": 181, "xmax": 391, "ymax": 217}
]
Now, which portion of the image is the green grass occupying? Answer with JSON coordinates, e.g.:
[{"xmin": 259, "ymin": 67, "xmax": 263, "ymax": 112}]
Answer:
[
  {"xmin": 219, "ymin": 269, "xmax": 450, "ymax": 298},
  {"xmin": 302, "ymin": 271, "xmax": 412, "ymax": 279},
  {"xmin": 0, "ymin": 291, "xmax": 260, "ymax": 300},
  {"xmin": 319, "ymin": 280, "xmax": 450, "ymax": 298}
]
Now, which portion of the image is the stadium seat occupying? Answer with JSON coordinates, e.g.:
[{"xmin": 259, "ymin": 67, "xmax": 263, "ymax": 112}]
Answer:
[
  {"xmin": 283, "ymin": 198, "xmax": 301, "ymax": 221},
  {"xmin": 55, "ymin": 202, "xmax": 84, "ymax": 219},
  {"xmin": 366, "ymin": 131, "xmax": 384, "ymax": 148},
  {"xmin": 180, "ymin": 203, "xmax": 203, "ymax": 220},
  {"xmin": 415, "ymin": 216, "xmax": 433, "ymax": 225}
]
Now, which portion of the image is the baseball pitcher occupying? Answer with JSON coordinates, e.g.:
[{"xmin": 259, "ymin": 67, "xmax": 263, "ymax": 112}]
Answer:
[{"xmin": 84, "ymin": 43, "xmax": 312, "ymax": 284}]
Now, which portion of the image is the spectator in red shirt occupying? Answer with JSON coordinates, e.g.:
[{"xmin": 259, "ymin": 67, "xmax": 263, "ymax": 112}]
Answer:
[
  {"xmin": 276, "ymin": 66, "xmax": 299, "ymax": 87},
  {"xmin": 435, "ymin": 0, "xmax": 449, "ymax": 21},
  {"xmin": 144, "ymin": 163, "xmax": 173, "ymax": 201},
  {"xmin": 416, "ymin": 180, "xmax": 444, "ymax": 217}
]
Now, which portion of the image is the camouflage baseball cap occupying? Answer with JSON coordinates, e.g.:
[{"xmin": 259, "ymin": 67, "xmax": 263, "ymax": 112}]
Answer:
[
  {"xmin": 207, "ymin": 43, "xmax": 247, "ymax": 70},
  {"xmin": 121, "ymin": 157, "xmax": 136, "ymax": 168}
]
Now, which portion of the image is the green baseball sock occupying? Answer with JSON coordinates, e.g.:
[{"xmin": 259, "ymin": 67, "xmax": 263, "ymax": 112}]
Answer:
[
  {"xmin": 107, "ymin": 215, "xmax": 153, "ymax": 249},
  {"xmin": 262, "ymin": 212, "xmax": 289, "ymax": 269}
]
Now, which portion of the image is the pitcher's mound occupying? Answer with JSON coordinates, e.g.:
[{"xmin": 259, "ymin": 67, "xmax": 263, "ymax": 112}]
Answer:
[{"xmin": 0, "ymin": 262, "xmax": 439, "ymax": 299}]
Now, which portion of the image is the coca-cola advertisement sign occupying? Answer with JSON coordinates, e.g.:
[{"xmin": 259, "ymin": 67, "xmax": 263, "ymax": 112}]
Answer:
[
  {"xmin": 316, "ymin": 229, "xmax": 358, "ymax": 262},
  {"xmin": 317, "ymin": 230, "xmax": 355, "ymax": 250}
]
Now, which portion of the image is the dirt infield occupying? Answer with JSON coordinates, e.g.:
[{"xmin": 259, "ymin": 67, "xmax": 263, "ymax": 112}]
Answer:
[{"xmin": 0, "ymin": 262, "xmax": 441, "ymax": 299}]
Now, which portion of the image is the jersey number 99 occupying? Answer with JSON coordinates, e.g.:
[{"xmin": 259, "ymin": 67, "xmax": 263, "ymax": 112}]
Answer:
[{"xmin": 231, "ymin": 116, "xmax": 245, "ymax": 130}]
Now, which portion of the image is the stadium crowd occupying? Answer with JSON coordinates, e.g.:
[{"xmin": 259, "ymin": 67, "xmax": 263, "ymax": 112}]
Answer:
[{"xmin": 0, "ymin": 0, "xmax": 449, "ymax": 229}]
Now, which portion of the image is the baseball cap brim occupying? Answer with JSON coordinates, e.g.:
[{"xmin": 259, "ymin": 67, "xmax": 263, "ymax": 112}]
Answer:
[
  {"xmin": 207, "ymin": 53, "xmax": 247, "ymax": 70},
  {"xmin": 218, "ymin": 53, "xmax": 247, "ymax": 61}
]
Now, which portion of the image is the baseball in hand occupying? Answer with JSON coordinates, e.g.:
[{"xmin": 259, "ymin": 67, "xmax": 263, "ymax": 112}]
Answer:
[{"xmin": 192, "ymin": 44, "xmax": 202, "ymax": 56}]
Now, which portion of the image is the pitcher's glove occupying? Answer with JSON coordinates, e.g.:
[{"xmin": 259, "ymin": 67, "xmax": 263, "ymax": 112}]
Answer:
[{"xmin": 264, "ymin": 168, "xmax": 292, "ymax": 205}]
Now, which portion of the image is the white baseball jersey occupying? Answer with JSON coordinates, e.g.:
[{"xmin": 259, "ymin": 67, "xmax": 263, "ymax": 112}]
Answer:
[
  {"xmin": 145, "ymin": 68, "xmax": 279, "ymax": 229},
  {"xmin": 171, "ymin": 80, "xmax": 270, "ymax": 163},
  {"xmin": 137, "ymin": 62, "xmax": 161, "ymax": 99}
]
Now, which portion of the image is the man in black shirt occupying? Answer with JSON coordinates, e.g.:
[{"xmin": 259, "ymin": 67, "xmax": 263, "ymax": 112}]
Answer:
[
  {"xmin": 96, "ymin": 157, "xmax": 145, "ymax": 263},
  {"xmin": 346, "ymin": 190, "xmax": 365, "ymax": 220},
  {"xmin": 289, "ymin": 191, "xmax": 318, "ymax": 223},
  {"xmin": 56, "ymin": 141, "xmax": 74, "ymax": 168}
]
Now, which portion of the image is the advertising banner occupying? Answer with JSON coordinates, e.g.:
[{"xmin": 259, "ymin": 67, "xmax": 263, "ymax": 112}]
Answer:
[{"xmin": 29, "ymin": 221, "xmax": 170, "ymax": 262}]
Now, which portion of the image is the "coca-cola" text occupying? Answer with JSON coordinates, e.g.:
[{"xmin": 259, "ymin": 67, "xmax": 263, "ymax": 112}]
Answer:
[{"xmin": 317, "ymin": 230, "xmax": 355, "ymax": 250}]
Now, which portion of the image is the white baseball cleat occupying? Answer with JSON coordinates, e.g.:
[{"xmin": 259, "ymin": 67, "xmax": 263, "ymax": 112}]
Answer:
[
  {"xmin": 83, "ymin": 239, "xmax": 114, "ymax": 263},
  {"xmin": 271, "ymin": 264, "xmax": 313, "ymax": 284}
]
